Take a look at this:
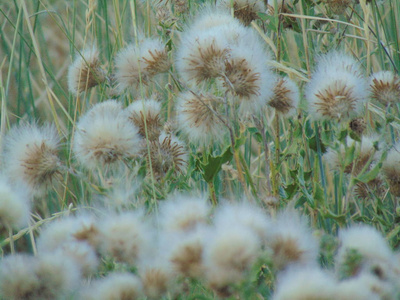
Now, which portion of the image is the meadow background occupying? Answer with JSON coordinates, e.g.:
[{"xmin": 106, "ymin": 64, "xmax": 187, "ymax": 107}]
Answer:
[{"xmin": 0, "ymin": 0, "xmax": 400, "ymax": 299}]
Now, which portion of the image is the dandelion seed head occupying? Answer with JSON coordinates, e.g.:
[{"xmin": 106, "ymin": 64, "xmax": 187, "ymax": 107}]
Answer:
[
  {"xmin": 370, "ymin": 71, "xmax": 400, "ymax": 106},
  {"xmin": 159, "ymin": 194, "xmax": 210, "ymax": 233},
  {"xmin": 80, "ymin": 272, "xmax": 143, "ymax": 300},
  {"xmin": 268, "ymin": 77, "xmax": 300, "ymax": 116},
  {"xmin": 125, "ymin": 99, "xmax": 162, "ymax": 141},
  {"xmin": 176, "ymin": 29, "xmax": 230, "ymax": 85},
  {"xmin": 337, "ymin": 276, "xmax": 381, "ymax": 300},
  {"xmin": 272, "ymin": 267, "xmax": 337, "ymax": 300},
  {"xmin": 337, "ymin": 225, "xmax": 394, "ymax": 270},
  {"xmin": 217, "ymin": 0, "xmax": 267, "ymax": 26},
  {"xmin": 213, "ymin": 200, "xmax": 271, "ymax": 241},
  {"xmin": 68, "ymin": 46, "xmax": 105, "ymax": 95},
  {"xmin": 0, "ymin": 176, "xmax": 30, "ymax": 230},
  {"xmin": 2, "ymin": 123, "xmax": 61, "ymax": 196},
  {"xmin": 176, "ymin": 91, "xmax": 227, "ymax": 146},
  {"xmin": 97, "ymin": 211, "xmax": 154, "ymax": 265},
  {"xmin": 188, "ymin": 6, "xmax": 239, "ymax": 32},
  {"xmin": 306, "ymin": 70, "xmax": 368, "ymax": 121},
  {"xmin": 266, "ymin": 209, "xmax": 319, "ymax": 270},
  {"xmin": 140, "ymin": 38, "xmax": 170, "ymax": 76},
  {"xmin": 145, "ymin": 132, "xmax": 187, "ymax": 178},
  {"xmin": 73, "ymin": 100, "xmax": 142, "ymax": 169},
  {"xmin": 382, "ymin": 143, "xmax": 400, "ymax": 196}
]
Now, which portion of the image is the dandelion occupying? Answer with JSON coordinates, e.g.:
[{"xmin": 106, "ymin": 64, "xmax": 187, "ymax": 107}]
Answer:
[
  {"xmin": 306, "ymin": 51, "xmax": 368, "ymax": 121},
  {"xmin": 145, "ymin": 132, "xmax": 187, "ymax": 178},
  {"xmin": 223, "ymin": 43, "xmax": 275, "ymax": 115},
  {"xmin": 336, "ymin": 225, "xmax": 394, "ymax": 279},
  {"xmin": 337, "ymin": 275, "xmax": 381, "ymax": 300},
  {"xmin": 158, "ymin": 194, "xmax": 210, "ymax": 233},
  {"xmin": 176, "ymin": 91, "xmax": 227, "ymax": 146},
  {"xmin": 268, "ymin": 76, "xmax": 300, "ymax": 116},
  {"xmin": 349, "ymin": 117, "xmax": 366, "ymax": 136},
  {"xmin": 2, "ymin": 123, "xmax": 61, "ymax": 196},
  {"xmin": 382, "ymin": 143, "xmax": 400, "ymax": 196},
  {"xmin": 80, "ymin": 272, "xmax": 143, "ymax": 300},
  {"xmin": 176, "ymin": 29, "xmax": 230, "ymax": 85},
  {"xmin": 125, "ymin": 99, "xmax": 163, "ymax": 141},
  {"xmin": 187, "ymin": 5, "xmax": 239, "ymax": 32},
  {"xmin": 73, "ymin": 100, "xmax": 142, "ymax": 170},
  {"xmin": 203, "ymin": 223, "xmax": 261, "ymax": 292},
  {"xmin": 370, "ymin": 71, "xmax": 400, "ymax": 106},
  {"xmin": 97, "ymin": 211, "xmax": 154, "ymax": 265},
  {"xmin": 138, "ymin": 258, "xmax": 175, "ymax": 299},
  {"xmin": 217, "ymin": 0, "xmax": 267, "ymax": 26},
  {"xmin": 68, "ymin": 47, "xmax": 105, "ymax": 95},
  {"xmin": 168, "ymin": 228, "xmax": 207, "ymax": 278},
  {"xmin": 114, "ymin": 37, "xmax": 170, "ymax": 92},
  {"xmin": 266, "ymin": 208, "xmax": 319, "ymax": 270},
  {"xmin": 0, "ymin": 176, "xmax": 30, "ymax": 230},
  {"xmin": 213, "ymin": 200, "xmax": 271, "ymax": 240},
  {"xmin": 272, "ymin": 267, "xmax": 337, "ymax": 300}
]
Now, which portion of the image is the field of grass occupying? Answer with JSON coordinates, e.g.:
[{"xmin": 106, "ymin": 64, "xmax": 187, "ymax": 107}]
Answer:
[{"xmin": 1, "ymin": 0, "xmax": 400, "ymax": 299}]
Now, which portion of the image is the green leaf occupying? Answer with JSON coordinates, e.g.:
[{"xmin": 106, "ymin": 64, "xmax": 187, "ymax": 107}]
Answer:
[
  {"xmin": 308, "ymin": 135, "xmax": 327, "ymax": 153},
  {"xmin": 197, "ymin": 147, "xmax": 233, "ymax": 183},
  {"xmin": 354, "ymin": 162, "xmax": 382, "ymax": 184}
]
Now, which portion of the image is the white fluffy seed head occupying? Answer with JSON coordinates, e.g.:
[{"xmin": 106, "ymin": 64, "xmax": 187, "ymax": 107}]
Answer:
[
  {"xmin": 382, "ymin": 143, "xmax": 400, "ymax": 196},
  {"xmin": 370, "ymin": 71, "xmax": 400, "ymax": 106},
  {"xmin": 337, "ymin": 275, "xmax": 381, "ymax": 300},
  {"xmin": 217, "ymin": 0, "xmax": 267, "ymax": 25},
  {"xmin": 2, "ymin": 123, "xmax": 61, "ymax": 196},
  {"xmin": 0, "ymin": 176, "xmax": 30, "ymax": 230},
  {"xmin": 68, "ymin": 46, "xmax": 105, "ymax": 95},
  {"xmin": 176, "ymin": 91, "xmax": 228, "ymax": 146},
  {"xmin": 266, "ymin": 208, "xmax": 319, "ymax": 270},
  {"xmin": 158, "ymin": 194, "xmax": 211, "ymax": 233},
  {"xmin": 268, "ymin": 76, "xmax": 300, "ymax": 116},
  {"xmin": 306, "ymin": 51, "xmax": 368, "ymax": 121},
  {"xmin": 73, "ymin": 100, "xmax": 142, "ymax": 170},
  {"xmin": 125, "ymin": 99, "xmax": 162, "ymax": 141},
  {"xmin": 97, "ymin": 211, "xmax": 154, "ymax": 265},
  {"xmin": 336, "ymin": 225, "xmax": 394, "ymax": 271},
  {"xmin": 223, "ymin": 42, "xmax": 275, "ymax": 116},
  {"xmin": 0, "ymin": 254, "xmax": 39, "ymax": 300},
  {"xmin": 80, "ymin": 272, "xmax": 143, "ymax": 300},
  {"xmin": 213, "ymin": 200, "xmax": 271, "ymax": 241},
  {"xmin": 114, "ymin": 37, "xmax": 169, "ymax": 93},
  {"xmin": 272, "ymin": 267, "xmax": 337, "ymax": 300}
]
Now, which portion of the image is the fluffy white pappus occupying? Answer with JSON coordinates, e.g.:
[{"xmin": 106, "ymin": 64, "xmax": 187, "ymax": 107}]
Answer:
[
  {"xmin": 0, "ymin": 175, "xmax": 30, "ymax": 230},
  {"xmin": 213, "ymin": 200, "xmax": 271, "ymax": 241},
  {"xmin": 97, "ymin": 210, "xmax": 155, "ymax": 265},
  {"xmin": 158, "ymin": 194, "xmax": 211, "ymax": 233},
  {"xmin": 272, "ymin": 267, "xmax": 337, "ymax": 300},
  {"xmin": 79, "ymin": 272, "xmax": 143, "ymax": 300},
  {"xmin": 36, "ymin": 213, "xmax": 98, "ymax": 253},
  {"xmin": 54, "ymin": 241, "xmax": 99, "ymax": 277},
  {"xmin": 125, "ymin": 99, "xmax": 162, "ymax": 141},
  {"xmin": 314, "ymin": 51, "xmax": 364, "ymax": 79},
  {"xmin": 176, "ymin": 28, "xmax": 231, "ymax": 85},
  {"xmin": 114, "ymin": 37, "xmax": 169, "ymax": 93},
  {"xmin": 0, "ymin": 254, "xmax": 39, "ymax": 300},
  {"xmin": 203, "ymin": 223, "xmax": 261, "ymax": 278},
  {"xmin": 68, "ymin": 46, "xmax": 105, "ymax": 95},
  {"xmin": 185, "ymin": 4, "xmax": 239, "ymax": 32},
  {"xmin": 336, "ymin": 224, "xmax": 394, "ymax": 270},
  {"xmin": 166, "ymin": 225, "xmax": 209, "ymax": 278},
  {"xmin": 370, "ymin": 70, "xmax": 400, "ymax": 106},
  {"xmin": 2, "ymin": 123, "xmax": 61, "ymax": 196},
  {"xmin": 73, "ymin": 100, "xmax": 142, "ymax": 170},
  {"xmin": 137, "ymin": 254, "xmax": 176, "ymax": 300},
  {"xmin": 35, "ymin": 252, "xmax": 81, "ymax": 299},
  {"xmin": 176, "ymin": 91, "xmax": 228, "ymax": 146},
  {"xmin": 337, "ymin": 275, "xmax": 381, "ymax": 300},
  {"xmin": 266, "ymin": 208, "xmax": 319, "ymax": 270},
  {"xmin": 306, "ymin": 69, "xmax": 368, "ymax": 121},
  {"xmin": 268, "ymin": 76, "xmax": 300, "ymax": 116},
  {"xmin": 217, "ymin": 0, "xmax": 267, "ymax": 25},
  {"xmin": 223, "ymin": 43, "xmax": 275, "ymax": 116}
]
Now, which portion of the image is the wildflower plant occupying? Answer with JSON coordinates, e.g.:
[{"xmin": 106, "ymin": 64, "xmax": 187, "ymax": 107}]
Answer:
[{"xmin": 2, "ymin": 0, "xmax": 400, "ymax": 299}]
